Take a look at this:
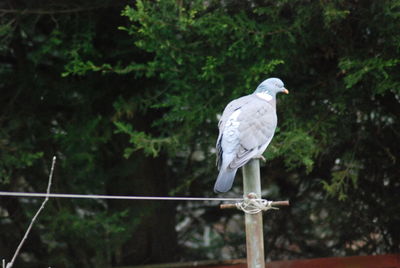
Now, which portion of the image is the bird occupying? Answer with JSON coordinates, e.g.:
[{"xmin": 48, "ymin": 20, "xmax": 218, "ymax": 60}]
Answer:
[{"xmin": 214, "ymin": 78, "xmax": 289, "ymax": 193}]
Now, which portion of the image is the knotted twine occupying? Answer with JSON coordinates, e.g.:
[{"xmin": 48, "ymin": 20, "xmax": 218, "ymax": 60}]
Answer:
[{"xmin": 235, "ymin": 193, "xmax": 279, "ymax": 214}]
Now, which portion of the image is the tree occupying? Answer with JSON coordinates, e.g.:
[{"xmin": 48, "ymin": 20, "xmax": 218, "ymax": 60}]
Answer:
[
  {"xmin": 0, "ymin": 0, "xmax": 399, "ymax": 267},
  {"xmin": 0, "ymin": 1, "xmax": 177, "ymax": 267}
]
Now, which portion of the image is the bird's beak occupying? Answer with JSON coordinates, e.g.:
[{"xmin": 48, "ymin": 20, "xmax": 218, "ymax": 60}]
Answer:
[{"xmin": 282, "ymin": 88, "xmax": 289, "ymax": 94}]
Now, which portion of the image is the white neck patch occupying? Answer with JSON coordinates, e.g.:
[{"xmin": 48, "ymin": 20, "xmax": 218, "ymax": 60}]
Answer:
[{"xmin": 256, "ymin": 92, "xmax": 273, "ymax": 101}]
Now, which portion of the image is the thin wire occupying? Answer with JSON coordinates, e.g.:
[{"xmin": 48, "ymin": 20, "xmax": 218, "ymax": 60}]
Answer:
[{"xmin": 0, "ymin": 191, "xmax": 243, "ymax": 202}]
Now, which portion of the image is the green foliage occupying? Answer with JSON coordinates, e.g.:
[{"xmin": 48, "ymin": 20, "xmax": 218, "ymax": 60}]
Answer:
[
  {"xmin": 114, "ymin": 121, "xmax": 177, "ymax": 158},
  {"xmin": 268, "ymin": 128, "xmax": 318, "ymax": 173},
  {"xmin": 322, "ymin": 2, "xmax": 350, "ymax": 26},
  {"xmin": 339, "ymin": 57, "xmax": 400, "ymax": 91},
  {"xmin": 0, "ymin": 124, "xmax": 43, "ymax": 184},
  {"xmin": 321, "ymin": 153, "xmax": 360, "ymax": 201},
  {"xmin": 47, "ymin": 209, "xmax": 131, "ymax": 266},
  {"xmin": 116, "ymin": 0, "xmax": 298, "ymax": 169},
  {"xmin": 0, "ymin": 148, "xmax": 43, "ymax": 184},
  {"xmin": 114, "ymin": 0, "xmax": 400, "ymax": 259}
]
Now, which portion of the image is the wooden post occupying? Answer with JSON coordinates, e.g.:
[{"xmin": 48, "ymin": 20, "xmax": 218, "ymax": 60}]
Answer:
[{"xmin": 242, "ymin": 159, "xmax": 265, "ymax": 268}]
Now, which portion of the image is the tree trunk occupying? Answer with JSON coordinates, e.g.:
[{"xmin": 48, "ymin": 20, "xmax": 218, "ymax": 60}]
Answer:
[{"xmin": 106, "ymin": 153, "xmax": 177, "ymax": 265}]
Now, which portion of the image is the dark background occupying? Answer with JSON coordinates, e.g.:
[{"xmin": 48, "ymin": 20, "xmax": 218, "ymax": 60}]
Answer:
[{"xmin": 0, "ymin": 0, "xmax": 399, "ymax": 267}]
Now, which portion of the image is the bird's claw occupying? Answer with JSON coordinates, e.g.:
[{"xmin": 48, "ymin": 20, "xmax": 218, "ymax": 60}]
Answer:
[{"xmin": 254, "ymin": 155, "xmax": 266, "ymax": 162}]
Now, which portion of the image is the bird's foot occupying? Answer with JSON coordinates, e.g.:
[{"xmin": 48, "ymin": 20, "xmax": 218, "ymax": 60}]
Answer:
[{"xmin": 254, "ymin": 155, "xmax": 266, "ymax": 162}]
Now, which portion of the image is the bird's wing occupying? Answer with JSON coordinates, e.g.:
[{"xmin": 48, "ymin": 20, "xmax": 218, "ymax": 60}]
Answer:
[
  {"xmin": 216, "ymin": 95, "xmax": 253, "ymax": 169},
  {"xmin": 217, "ymin": 95, "xmax": 252, "ymax": 132},
  {"xmin": 228, "ymin": 96, "xmax": 277, "ymax": 169}
]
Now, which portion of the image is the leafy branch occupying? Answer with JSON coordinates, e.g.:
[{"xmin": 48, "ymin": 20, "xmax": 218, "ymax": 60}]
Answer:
[{"xmin": 114, "ymin": 122, "xmax": 177, "ymax": 158}]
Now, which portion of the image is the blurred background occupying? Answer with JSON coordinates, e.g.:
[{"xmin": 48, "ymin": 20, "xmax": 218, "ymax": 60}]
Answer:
[{"xmin": 0, "ymin": 0, "xmax": 399, "ymax": 267}]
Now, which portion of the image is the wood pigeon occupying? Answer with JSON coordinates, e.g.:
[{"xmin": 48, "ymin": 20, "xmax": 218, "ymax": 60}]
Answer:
[{"xmin": 214, "ymin": 78, "xmax": 289, "ymax": 193}]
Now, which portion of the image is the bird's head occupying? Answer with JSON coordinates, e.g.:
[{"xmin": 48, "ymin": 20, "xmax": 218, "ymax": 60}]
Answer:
[{"xmin": 254, "ymin": 78, "xmax": 289, "ymax": 96}]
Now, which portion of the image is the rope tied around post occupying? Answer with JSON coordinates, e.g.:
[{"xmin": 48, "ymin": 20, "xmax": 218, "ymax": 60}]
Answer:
[
  {"xmin": 219, "ymin": 192, "xmax": 289, "ymax": 212},
  {"xmin": 235, "ymin": 193, "xmax": 279, "ymax": 214}
]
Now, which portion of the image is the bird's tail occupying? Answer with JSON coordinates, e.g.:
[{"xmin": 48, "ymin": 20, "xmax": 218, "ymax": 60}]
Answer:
[{"xmin": 214, "ymin": 168, "xmax": 237, "ymax": 193}]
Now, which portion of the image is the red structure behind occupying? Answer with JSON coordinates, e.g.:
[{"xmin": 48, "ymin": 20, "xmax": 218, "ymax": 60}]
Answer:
[
  {"xmin": 125, "ymin": 254, "xmax": 400, "ymax": 268},
  {"xmin": 266, "ymin": 254, "xmax": 400, "ymax": 268},
  {"xmin": 198, "ymin": 254, "xmax": 400, "ymax": 268}
]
